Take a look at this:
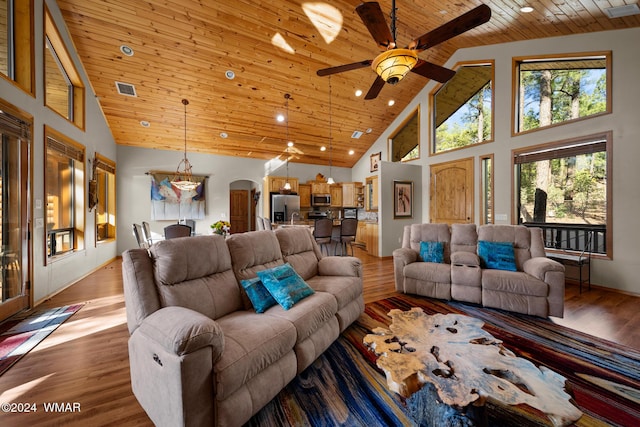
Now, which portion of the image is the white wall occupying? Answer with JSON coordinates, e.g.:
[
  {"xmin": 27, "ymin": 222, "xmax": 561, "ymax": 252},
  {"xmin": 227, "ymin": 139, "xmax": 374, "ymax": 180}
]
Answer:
[
  {"xmin": 0, "ymin": 0, "xmax": 119, "ymax": 304},
  {"xmin": 351, "ymin": 27, "xmax": 640, "ymax": 294}
]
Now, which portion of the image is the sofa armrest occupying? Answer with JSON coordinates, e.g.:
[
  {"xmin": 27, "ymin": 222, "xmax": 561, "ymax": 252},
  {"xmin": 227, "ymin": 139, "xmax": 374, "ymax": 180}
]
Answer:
[
  {"xmin": 318, "ymin": 256, "xmax": 362, "ymax": 277},
  {"xmin": 523, "ymin": 257, "xmax": 565, "ymax": 282},
  {"xmin": 137, "ymin": 306, "xmax": 225, "ymax": 362},
  {"xmin": 392, "ymin": 248, "xmax": 418, "ymax": 292},
  {"xmin": 451, "ymin": 251, "xmax": 480, "ymax": 267}
]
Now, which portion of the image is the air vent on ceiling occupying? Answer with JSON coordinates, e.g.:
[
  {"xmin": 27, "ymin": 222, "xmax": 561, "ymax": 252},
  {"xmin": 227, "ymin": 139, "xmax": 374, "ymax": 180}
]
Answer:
[
  {"xmin": 604, "ymin": 4, "xmax": 640, "ymax": 18},
  {"xmin": 115, "ymin": 81, "xmax": 137, "ymax": 97},
  {"xmin": 351, "ymin": 130, "xmax": 363, "ymax": 139}
]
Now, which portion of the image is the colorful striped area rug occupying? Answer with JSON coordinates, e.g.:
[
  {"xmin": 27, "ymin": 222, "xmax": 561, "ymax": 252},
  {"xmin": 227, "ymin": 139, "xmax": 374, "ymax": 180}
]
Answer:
[
  {"xmin": 0, "ymin": 304, "xmax": 83, "ymax": 376},
  {"xmin": 246, "ymin": 294, "xmax": 640, "ymax": 427}
]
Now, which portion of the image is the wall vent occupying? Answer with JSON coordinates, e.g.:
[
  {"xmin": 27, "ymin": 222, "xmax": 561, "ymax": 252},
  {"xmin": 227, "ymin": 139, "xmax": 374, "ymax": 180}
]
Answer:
[
  {"xmin": 604, "ymin": 4, "xmax": 640, "ymax": 18},
  {"xmin": 115, "ymin": 81, "xmax": 137, "ymax": 97},
  {"xmin": 351, "ymin": 130, "xmax": 363, "ymax": 139}
]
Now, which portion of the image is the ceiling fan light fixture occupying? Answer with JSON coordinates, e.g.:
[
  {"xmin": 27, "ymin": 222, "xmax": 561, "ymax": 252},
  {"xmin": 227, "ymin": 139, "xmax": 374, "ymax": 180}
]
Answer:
[{"xmin": 371, "ymin": 49, "xmax": 418, "ymax": 85}]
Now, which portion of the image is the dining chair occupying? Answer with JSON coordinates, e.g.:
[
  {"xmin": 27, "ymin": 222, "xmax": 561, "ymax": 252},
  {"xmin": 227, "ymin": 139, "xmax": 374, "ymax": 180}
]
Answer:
[
  {"xmin": 141, "ymin": 221, "xmax": 153, "ymax": 246},
  {"xmin": 335, "ymin": 218, "xmax": 358, "ymax": 256},
  {"xmin": 313, "ymin": 218, "xmax": 333, "ymax": 255},
  {"xmin": 179, "ymin": 219, "xmax": 196, "ymax": 235},
  {"xmin": 164, "ymin": 223, "xmax": 192, "ymax": 239},
  {"xmin": 132, "ymin": 223, "xmax": 148, "ymax": 248}
]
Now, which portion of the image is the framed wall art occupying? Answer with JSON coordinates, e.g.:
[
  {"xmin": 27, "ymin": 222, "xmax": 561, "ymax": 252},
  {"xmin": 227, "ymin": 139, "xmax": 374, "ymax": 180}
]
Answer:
[
  {"xmin": 394, "ymin": 180, "xmax": 413, "ymax": 218},
  {"xmin": 370, "ymin": 151, "xmax": 381, "ymax": 172}
]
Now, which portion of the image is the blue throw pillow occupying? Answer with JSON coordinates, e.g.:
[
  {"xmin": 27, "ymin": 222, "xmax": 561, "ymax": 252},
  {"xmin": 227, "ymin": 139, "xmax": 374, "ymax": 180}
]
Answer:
[
  {"xmin": 240, "ymin": 277, "xmax": 277, "ymax": 313},
  {"xmin": 419, "ymin": 241, "xmax": 444, "ymax": 263},
  {"xmin": 257, "ymin": 263, "xmax": 315, "ymax": 310},
  {"xmin": 478, "ymin": 241, "xmax": 517, "ymax": 271}
]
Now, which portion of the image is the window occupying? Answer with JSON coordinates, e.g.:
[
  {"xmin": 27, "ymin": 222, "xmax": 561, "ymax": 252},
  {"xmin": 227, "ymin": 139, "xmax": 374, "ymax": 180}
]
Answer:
[
  {"xmin": 44, "ymin": 5, "xmax": 84, "ymax": 128},
  {"xmin": 0, "ymin": 0, "xmax": 34, "ymax": 93},
  {"xmin": 514, "ymin": 52, "xmax": 611, "ymax": 134},
  {"xmin": 389, "ymin": 107, "xmax": 419, "ymax": 162},
  {"xmin": 92, "ymin": 154, "xmax": 116, "ymax": 243},
  {"xmin": 432, "ymin": 62, "xmax": 493, "ymax": 154},
  {"xmin": 480, "ymin": 154, "xmax": 493, "ymax": 224},
  {"xmin": 514, "ymin": 132, "xmax": 611, "ymax": 257},
  {"xmin": 45, "ymin": 127, "xmax": 85, "ymax": 260}
]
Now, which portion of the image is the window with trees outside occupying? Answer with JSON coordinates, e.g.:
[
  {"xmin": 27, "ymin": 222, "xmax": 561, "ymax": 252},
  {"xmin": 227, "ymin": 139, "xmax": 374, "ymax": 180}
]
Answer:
[
  {"xmin": 93, "ymin": 154, "xmax": 116, "ymax": 243},
  {"xmin": 480, "ymin": 154, "xmax": 493, "ymax": 225},
  {"xmin": 514, "ymin": 132, "xmax": 611, "ymax": 257},
  {"xmin": 44, "ymin": 5, "xmax": 84, "ymax": 128},
  {"xmin": 514, "ymin": 52, "xmax": 610, "ymax": 134},
  {"xmin": 432, "ymin": 62, "xmax": 493, "ymax": 154},
  {"xmin": 0, "ymin": 0, "xmax": 34, "ymax": 93},
  {"xmin": 45, "ymin": 127, "xmax": 85, "ymax": 260}
]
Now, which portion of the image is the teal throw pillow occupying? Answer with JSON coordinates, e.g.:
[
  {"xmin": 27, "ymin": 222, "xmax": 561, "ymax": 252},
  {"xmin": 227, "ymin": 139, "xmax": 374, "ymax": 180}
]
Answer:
[
  {"xmin": 257, "ymin": 263, "xmax": 315, "ymax": 310},
  {"xmin": 420, "ymin": 241, "xmax": 444, "ymax": 263},
  {"xmin": 478, "ymin": 241, "xmax": 517, "ymax": 271},
  {"xmin": 240, "ymin": 277, "xmax": 277, "ymax": 313}
]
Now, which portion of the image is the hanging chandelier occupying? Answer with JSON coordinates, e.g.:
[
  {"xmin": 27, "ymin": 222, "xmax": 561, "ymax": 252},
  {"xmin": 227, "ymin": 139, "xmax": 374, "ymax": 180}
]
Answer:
[
  {"xmin": 171, "ymin": 98, "xmax": 199, "ymax": 191},
  {"xmin": 283, "ymin": 93, "xmax": 292, "ymax": 191},
  {"xmin": 327, "ymin": 77, "xmax": 335, "ymax": 185}
]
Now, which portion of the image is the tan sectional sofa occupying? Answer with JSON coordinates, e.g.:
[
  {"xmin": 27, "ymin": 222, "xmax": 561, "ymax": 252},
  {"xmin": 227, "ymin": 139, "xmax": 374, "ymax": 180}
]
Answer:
[
  {"xmin": 393, "ymin": 224, "xmax": 565, "ymax": 318},
  {"xmin": 122, "ymin": 227, "xmax": 363, "ymax": 427}
]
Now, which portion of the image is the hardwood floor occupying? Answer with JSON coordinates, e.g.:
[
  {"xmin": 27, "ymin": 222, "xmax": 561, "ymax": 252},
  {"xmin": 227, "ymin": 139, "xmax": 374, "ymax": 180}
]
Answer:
[{"xmin": 1, "ymin": 248, "xmax": 639, "ymax": 425}]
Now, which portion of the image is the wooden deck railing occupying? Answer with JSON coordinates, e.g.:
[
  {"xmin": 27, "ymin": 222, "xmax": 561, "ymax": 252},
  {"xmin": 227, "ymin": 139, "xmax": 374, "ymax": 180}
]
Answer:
[{"xmin": 521, "ymin": 222, "xmax": 606, "ymax": 255}]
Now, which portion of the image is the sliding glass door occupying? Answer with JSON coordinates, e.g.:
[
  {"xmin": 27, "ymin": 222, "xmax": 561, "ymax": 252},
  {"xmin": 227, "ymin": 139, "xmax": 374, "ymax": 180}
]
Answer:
[{"xmin": 0, "ymin": 108, "xmax": 31, "ymax": 321}]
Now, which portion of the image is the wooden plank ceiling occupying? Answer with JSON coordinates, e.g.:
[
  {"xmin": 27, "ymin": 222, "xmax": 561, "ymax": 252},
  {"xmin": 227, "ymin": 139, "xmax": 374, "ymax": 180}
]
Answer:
[{"xmin": 56, "ymin": 0, "xmax": 640, "ymax": 168}]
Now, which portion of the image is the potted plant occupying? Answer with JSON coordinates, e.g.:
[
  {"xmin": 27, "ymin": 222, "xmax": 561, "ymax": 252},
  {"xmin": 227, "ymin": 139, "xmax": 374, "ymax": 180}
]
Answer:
[{"xmin": 211, "ymin": 220, "xmax": 231, "ymax": 236}]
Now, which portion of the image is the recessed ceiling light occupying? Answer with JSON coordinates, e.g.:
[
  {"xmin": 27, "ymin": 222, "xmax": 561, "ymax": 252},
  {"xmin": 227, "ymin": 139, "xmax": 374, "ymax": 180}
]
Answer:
[
  {"xmin": 225, "ymin": 70, "xmax": 235, "ymax": 80},
  {"xmin": 520, "ymin": 6, "xmax": 534, "ymax": 13},
  {"xmin": 366, "ymin": 128, "xmax": 373, "ymax": 133},
  {"xmin": 355, "ymin": 89, "xmax": 363, "ymax": 97},
  {"xmin": 320, "ymin": 146, "xmax": 326, "ymax": 151},
  {"xmin": 388, "ymin": 100, "xmax": 395, "ymax": 106},
  {"xmin": 120, "ymin": 45, "xmax": 134, "ymax": 56},
  {"xmin": 276, "ymin": 114, "xmax": 285, "ymax": 122},
  {"xmin": 220, "ymin": 132, "xmax": 228, "ymax": 139},
  {"xmin": 287, "ymin": 141, "xmax": 294, "ymax": 147},
  {"xmin": 348, "ymin": 150, "xmax": 355, "ymax": 155},
  {"xmin": 140, "ymin": 120, "xmax": 150, "ymax": 127}
]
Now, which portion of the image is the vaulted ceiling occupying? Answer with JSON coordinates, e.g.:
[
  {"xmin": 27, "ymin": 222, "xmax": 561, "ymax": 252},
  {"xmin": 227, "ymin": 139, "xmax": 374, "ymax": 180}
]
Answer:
[{"xmin": 57, "ymin": 0, "xmax": 640, "ymax": 167}]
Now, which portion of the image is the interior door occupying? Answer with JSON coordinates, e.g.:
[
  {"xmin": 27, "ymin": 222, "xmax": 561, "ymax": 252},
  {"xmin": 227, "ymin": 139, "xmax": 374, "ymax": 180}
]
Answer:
[
  {"xmin": 229, "ymin": 190, "xmax": 249, "ymax": 234},
  {"xmin": 430, "ymin": 157, "xmax": 474, "ymax": 224},
  {"xmin": 0, "ymin": 110, "xmax": 31, "ymax": 322}
]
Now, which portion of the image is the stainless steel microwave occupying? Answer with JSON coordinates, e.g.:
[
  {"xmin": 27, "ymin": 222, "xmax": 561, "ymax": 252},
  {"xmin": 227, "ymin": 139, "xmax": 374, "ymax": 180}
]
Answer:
[{"xmin": 311, "ymin": 194, "xmax": 331, "ymax": 206}]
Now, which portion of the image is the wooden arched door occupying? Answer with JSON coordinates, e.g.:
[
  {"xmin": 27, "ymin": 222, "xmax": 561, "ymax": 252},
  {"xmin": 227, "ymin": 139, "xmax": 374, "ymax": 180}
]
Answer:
[{"xmin": 429, "ymin": 157, "xmax": 474, "ymax": 224}]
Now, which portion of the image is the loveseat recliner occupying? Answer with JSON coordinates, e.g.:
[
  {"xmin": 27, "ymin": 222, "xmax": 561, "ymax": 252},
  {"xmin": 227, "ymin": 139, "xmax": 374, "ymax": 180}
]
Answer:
[
  {"xmin": 122, "ymin": 227, "xmax": 363, "ymax": 427},
  {"xmin": 393, "ymin": 223, "xmax": 565, "ymax": 318}
]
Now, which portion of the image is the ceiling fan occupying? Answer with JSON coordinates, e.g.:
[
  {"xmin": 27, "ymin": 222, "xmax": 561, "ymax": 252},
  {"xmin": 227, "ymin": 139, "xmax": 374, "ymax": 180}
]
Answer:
[{"xmin": 317, "ymin": 2, "xmax": 491, "ymax": 99}]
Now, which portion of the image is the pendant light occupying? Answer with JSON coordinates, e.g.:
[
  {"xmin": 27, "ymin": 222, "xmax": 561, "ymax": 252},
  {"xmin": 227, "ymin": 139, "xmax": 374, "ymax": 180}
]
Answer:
[
  {"xmin": 170, "ymin": 99, "xmax": 199, "ymax": 191},
  {"xmin": 283, "ymin": 93, "xmax": 292, "ymax": 191},
  {"xmin": 327, "ymin": 77, "xmax": 335, "ymax": 185}
]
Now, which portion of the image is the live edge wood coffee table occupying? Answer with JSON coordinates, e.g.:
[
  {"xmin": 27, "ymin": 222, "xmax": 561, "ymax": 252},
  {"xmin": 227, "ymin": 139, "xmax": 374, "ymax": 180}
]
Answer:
[{"xmin": 363, "ymin": 308, "xmax": 583, "ymax": 427}]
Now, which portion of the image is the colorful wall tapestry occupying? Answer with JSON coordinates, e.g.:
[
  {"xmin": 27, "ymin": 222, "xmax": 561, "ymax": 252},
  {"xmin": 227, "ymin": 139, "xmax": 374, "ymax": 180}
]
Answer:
[{"xmin": 150, "ymin": 173, "xmax": 206, "ymax": 220}]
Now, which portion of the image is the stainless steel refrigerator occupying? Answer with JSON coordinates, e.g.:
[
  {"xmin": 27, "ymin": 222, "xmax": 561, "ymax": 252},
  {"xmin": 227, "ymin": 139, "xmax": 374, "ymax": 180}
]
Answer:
[{"xmin": 270, "ymin": 193, "xmax": 300, "ymax": 223}]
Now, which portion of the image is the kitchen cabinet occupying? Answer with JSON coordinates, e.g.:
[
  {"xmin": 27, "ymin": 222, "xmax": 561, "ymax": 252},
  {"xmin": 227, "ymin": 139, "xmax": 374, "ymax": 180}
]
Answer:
[
  {"xmin": 266, "ymin": 176, "xmax": 298, "ymax": 194},
  {"xmin": 341, "ymin": 182, "xmax": 364, "ymax": 208},
  {"xmin": 298, "ymin": 184, "xmax": 311, "ymax": 208},
  {"xmin": 365, "ymin": 176, "xmax": 378, "ymax": 211},
  {"xmin": 330, "ymin": 184, "xmax": 342, "ymax": 207},
  {"xmin": 356, "ymin": 222, "xmax": 378, "ymax": 256},
  {"xmin": 311, "ymin": 182, "xmax": 330, "ymax": 194}
]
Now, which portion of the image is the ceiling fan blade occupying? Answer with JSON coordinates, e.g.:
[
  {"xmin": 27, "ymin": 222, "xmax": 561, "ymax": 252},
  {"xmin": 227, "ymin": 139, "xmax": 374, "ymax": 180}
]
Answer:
[
  {"xmin": 317, "ymin": 60, "xmax": 373, "ymax": 76},
  {"xmin": 364, "ymin": 76, "xmax": 386, "ymax": 100},
  {"xmin": 409, "ymin": 4, "xmax": 492, "ymax": 51},
  {"xmin": 411, "ymin": 59, "xmax": 456, "ymax": 83},
  {"xmin": 356, "ymin": 2, "xmax": 394, "ymax": 50}
]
